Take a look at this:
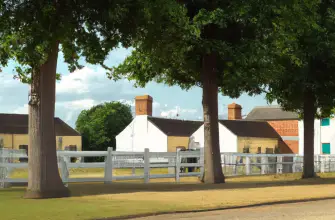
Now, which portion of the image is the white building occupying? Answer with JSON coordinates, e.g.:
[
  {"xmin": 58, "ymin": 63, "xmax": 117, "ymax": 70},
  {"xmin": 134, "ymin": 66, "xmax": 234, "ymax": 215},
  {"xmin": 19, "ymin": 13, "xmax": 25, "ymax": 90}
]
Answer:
[
  {"xmin": 299, "ymin": 118, "xmax": 335, "ymax": 155},
  {"xmin": 191, "ymin": 103, "xmax": 282, "ymax": 153},
  {"xmin": 116, "ymin": 95, "xmax": 202, "ymax": 152}
]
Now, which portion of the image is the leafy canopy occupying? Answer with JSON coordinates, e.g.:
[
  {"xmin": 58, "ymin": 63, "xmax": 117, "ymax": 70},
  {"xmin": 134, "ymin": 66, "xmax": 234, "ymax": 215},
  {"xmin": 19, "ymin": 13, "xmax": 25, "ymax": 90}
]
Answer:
[
  {"xmin": 0, "ymin": 0, "xmax": 143, "ymax": 81},
  {"xmin": 265, "ymin": 0, "xmax": 335, "ymax": 118},
  {"xmin": 76, "ymin": 102, "xmax": 133, "ymax": 159},
  {"xmin": 111, "ymin": 0, "xmax": 283, "ymax": 98}
]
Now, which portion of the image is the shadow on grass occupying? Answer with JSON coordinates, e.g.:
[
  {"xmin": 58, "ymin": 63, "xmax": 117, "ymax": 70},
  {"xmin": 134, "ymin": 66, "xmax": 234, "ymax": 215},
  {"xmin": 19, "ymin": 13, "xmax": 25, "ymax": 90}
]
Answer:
[
  {"xmin": 96, "ymin": 196, "xmax": 335, "ymax": 220},
  {"xmin": 5, "ymin": 175, "xmax": 335, "ymax": 198},
  {"xmin": 62, "ymin": 176, "xmax": 335, "ymax": 197}
]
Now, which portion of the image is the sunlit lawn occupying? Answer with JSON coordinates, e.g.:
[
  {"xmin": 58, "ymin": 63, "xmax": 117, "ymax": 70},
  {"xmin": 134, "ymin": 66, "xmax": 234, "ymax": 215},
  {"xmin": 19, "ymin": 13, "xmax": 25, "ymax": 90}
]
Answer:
[{"xmin": 2, "ymin": 171, "xmax": 335, "ymax": 220}]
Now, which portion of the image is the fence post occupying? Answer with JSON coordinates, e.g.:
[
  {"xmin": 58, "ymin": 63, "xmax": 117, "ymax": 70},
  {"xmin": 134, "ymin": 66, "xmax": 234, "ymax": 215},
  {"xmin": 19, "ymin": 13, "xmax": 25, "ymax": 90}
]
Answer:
[
  {"xmin": 276, "ymin": 156, "xmax": 283, "ymax": 174},
  {"xmin": 320, "ymin": 155, "xmax": 325, "ymax": 173},
  {"xmin": 234, "ymin": 157, "xmax": 238, "ymax": 175},
  {"xmin": 104, "ymin": 147, "xmax": 113, "ymax": 184},
  {"xmin": 245, "ymin": 156, "xmax": 251, "ymax": 175},
  {"xmin": 199, "ymin": 148, "xmax": 204, "ymax": 179},
  {"xmin": 175, "ymin": 149, "xmax": 180, "ymax": 182},
  {"xmin": 60, "ymin": 156, "xmax": 69, "ymax": 187},
  {"xmin": 143, "ymin": 148, "xmax": 150, "ymax": 183},
  {"xmin": 261, "ymin": 156, "xmax": 267, "ymax": 174},
  {"xmin": 292, "ymin": 156, "xmax": 297, "ymax": 173}
]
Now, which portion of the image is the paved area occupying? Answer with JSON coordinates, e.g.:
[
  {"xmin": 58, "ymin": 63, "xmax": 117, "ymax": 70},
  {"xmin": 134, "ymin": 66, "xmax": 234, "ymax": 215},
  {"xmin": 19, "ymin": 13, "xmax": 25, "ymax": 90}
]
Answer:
[{"xmin": 133, "ymin": 199, "xmax": 335, "ymax": 220}]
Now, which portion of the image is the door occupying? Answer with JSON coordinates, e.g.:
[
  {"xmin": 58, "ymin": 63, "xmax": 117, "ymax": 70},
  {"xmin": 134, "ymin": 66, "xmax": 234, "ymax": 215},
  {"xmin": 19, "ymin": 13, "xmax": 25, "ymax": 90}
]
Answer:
[{"xmin": 322, "ymin": 143, "xmax": 331, "ymax": 154}]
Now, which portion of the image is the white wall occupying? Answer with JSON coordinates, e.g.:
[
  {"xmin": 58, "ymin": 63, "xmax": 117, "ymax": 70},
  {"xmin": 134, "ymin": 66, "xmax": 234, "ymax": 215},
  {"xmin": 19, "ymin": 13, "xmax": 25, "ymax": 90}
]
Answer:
[
  {"xmin": 116, "ymin": 115, "xmax": 167, "ymax": 152},
  {"xmin": 191, "ymin": 123, "xmax": 237, "ymax": 152},
  {"xmin": 298, "ymin": 119, "xmax": 335, "ymax": 155}
]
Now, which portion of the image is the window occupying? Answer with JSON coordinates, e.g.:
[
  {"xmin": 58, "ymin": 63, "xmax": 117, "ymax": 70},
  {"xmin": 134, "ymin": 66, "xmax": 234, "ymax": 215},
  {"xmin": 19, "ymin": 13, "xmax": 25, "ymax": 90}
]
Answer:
[
  {"xmin": 257, "ymin": 147, "xmax": 262, "ymax": 154},
  {"xmin": 243, "ymin": 147, "xmax": 250, "ymax": 153},
  {"xmin": 0, "ymin": 137, "xmax": 3, "ymax": 148},
  {"xmin": 64, "ymin": 145, "xmax": 77, "ymax": 151},
  {"xmin": 19, "ymin": 145, "xmax": 28, "ymax": 163},
  {"xmin": 321, "ymin": 118, "xmax": 330, "ymax": 126},
  {"xmin": 322, "ymin": 143, "xmax": 331, "ymax": 154},
  {"xmin": 266, "ymin": 148, "xmax": 274, "ymax": 154}
]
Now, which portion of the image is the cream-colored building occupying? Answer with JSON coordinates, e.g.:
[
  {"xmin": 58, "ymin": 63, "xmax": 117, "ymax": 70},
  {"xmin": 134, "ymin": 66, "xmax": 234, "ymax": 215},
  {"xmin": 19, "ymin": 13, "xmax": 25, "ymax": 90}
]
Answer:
[{"xmin": 0, "ymin": 114, "xmax": 82, "ymax": 153}]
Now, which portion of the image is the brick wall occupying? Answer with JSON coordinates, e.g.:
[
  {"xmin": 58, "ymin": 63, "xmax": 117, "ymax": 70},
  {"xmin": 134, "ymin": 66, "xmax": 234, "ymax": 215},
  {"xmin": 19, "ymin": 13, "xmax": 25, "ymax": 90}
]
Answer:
[
  {"xmin": 267, "ymin": 120, "xmax": 299, "ymax": 136},
  {"xmin": 279, "ymin": 139, "xmax": 299, "ymax": 154},
  {"xmin": 267, "ymin": 120, "xmax": 299, "ymax": 154}
]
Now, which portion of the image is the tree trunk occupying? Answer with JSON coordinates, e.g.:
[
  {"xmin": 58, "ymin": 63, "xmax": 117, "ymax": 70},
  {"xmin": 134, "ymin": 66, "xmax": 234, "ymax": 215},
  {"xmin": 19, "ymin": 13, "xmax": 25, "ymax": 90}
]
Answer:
[
  {"xmin": 302, "ymin": 88, "xmax": 316, "ymax": 179},
  {"xmin": 24, "ymin": 43, "xmax": 70, "ymax": 199},
  {"xmin": 201, "ymin": 52, "xmax": 225, "ymax": 184}
]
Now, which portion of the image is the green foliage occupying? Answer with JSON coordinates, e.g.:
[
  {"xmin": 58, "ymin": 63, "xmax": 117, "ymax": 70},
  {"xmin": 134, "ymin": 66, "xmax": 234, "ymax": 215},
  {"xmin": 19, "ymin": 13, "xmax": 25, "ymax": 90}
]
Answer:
[
  {"xmin": 75, "ymin": 102, "xmax": 133, "ymax": 162},
  {"xmin": 0, "ymin": 0, "xmax": 144, "ymax": 80},
  {"xmin": 265, "ymin": 0, "xmax": 335, "ymax": 118},
  {"xmin": 110, "ymin": 0, "xmax": 282, "ymax": 97}
]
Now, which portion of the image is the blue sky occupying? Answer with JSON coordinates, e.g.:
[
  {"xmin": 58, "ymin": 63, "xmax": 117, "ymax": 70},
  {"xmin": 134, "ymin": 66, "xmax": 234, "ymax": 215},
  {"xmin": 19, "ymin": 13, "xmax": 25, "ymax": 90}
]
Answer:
[{"xmin": 0, "ymin": 47, "xmax": 273, "ymax": 128}]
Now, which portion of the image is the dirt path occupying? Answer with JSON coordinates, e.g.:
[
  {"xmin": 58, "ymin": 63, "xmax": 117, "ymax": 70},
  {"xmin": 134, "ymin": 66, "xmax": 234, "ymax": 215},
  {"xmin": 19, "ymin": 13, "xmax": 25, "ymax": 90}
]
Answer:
[{"xmin": 133, "ymin": 199, "xmax": 335, "ymax": 220}]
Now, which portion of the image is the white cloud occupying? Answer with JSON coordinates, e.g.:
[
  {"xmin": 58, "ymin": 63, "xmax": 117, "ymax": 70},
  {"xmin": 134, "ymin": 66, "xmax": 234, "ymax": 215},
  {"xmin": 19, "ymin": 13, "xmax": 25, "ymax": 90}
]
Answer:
[
  {"xmin": 118, "ymin": 99, "xmax": 135, "ymax": 107},
  {"xmin": 57, "ymin": 67, "xmax": 107, "ymax": 94},
  {"xmin": 13, "ymin": 104, "xmax": 29, "ymax": 114},
  {"xmin": 160, "ymin": 106, "xmax": 198, "ymax": 120},
  {"xmin": 59, "ymin": 99, "xmax": 97, "ymax": 110}
]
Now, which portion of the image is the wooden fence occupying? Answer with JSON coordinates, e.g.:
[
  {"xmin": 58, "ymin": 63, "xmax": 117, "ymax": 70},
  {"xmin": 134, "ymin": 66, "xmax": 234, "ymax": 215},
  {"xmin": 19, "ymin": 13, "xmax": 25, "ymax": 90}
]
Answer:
[
  {"xmin": 0, "ymin": 148, "xmax": 204, "ymax": 187},
  {"xmin": 1, "ymin": 148, "xmax": 335, "ymax": 188}
]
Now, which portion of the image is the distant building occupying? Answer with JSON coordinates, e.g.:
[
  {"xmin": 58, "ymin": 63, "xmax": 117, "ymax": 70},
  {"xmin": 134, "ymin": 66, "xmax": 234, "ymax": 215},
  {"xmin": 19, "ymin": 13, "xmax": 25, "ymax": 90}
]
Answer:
[
  {"xmin": 0, "ymin": 114, "xmax": 82, "ymax": 154},
  {"xmin": 191, "ymin": 103, "xmax": 282, "ymax": 154},
  {"xmin": 116, "ymin": 95, "xmax": 202, "ymax": 152},
  {"xmin": 245, "ymin": 106, "xmax": 299, "ymax": 154}
]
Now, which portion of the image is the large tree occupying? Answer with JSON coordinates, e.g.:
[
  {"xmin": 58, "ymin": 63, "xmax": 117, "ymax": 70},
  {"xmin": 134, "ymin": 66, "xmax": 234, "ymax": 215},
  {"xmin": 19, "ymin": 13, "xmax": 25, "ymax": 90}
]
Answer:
[
  {"xmin": 111, "ymin": 0, "xmax": 284, "ymax": 183},
  {"xmin": 265, "ymin": 0, "xmax": 335, "ymax": 178},
  {"xmin": 0, "ymin": 0, "xmax": 143, "ymax": 198},
  {"xmin": 76, "ymin": 102, "xmax": 133, "ymax": 161}
]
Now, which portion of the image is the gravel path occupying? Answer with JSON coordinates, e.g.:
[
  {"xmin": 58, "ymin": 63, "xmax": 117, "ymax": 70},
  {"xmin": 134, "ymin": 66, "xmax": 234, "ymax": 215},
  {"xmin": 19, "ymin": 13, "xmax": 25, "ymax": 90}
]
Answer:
[{"xmin": 133, "ymin": 199, "xmax": 335, "ymax": 220}]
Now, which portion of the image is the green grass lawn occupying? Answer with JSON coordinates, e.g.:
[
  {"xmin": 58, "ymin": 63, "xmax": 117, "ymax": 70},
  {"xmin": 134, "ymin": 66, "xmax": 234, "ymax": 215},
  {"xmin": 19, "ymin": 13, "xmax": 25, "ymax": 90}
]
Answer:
[{"xmin": 2, "ymin": 172, "xmax": 335, "ymax": 220}]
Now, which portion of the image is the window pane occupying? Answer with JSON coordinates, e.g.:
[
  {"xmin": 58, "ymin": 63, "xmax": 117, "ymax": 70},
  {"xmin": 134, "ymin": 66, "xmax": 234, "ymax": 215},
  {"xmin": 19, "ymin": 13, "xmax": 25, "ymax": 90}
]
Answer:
[
  {"xmin": 322, "ymin": 143, "xmax": 331, "ymax": 154},
  {"xmin": 321, "ymin": 118, "xmax": 330, "ymax": 126}
]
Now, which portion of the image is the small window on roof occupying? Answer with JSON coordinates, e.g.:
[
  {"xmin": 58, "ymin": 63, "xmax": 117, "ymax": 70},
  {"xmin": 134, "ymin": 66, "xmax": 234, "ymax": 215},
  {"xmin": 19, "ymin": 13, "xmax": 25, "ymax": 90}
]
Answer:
[{"xmin": 321, "ymin": 118, "xmax": 330, "ymax": 126}]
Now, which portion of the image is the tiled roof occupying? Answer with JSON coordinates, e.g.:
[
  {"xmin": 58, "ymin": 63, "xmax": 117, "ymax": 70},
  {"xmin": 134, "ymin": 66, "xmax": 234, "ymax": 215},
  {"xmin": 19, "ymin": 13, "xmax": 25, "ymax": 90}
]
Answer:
[
  {"xmin": 148, "ymin": 116, "xmax": 203, "ymax": 137},
  {"xmin": 0, "ymin": 114, "xmax": 80, "ymax": 136},
  {"xmin": 245, "ymin": 106, "xmax": 299, "ymax": 121},
  {"xmin": 219, "ymin": 120, "xmax": 281, "ymax": 139}
]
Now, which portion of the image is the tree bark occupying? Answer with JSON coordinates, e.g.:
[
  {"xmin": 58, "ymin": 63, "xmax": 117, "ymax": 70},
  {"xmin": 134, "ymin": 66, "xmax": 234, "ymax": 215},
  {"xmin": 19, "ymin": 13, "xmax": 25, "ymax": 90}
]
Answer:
[
  {"xmin": 201, "ymin": 52, "xmax": 225, "ymax": 184},
  {"xmin": 24, "ymin": 43, "xmax": 70, "ymax": 199},
  {"xmin": 302, "ymin": 88, "xmax": 316, "ymax": 179}
]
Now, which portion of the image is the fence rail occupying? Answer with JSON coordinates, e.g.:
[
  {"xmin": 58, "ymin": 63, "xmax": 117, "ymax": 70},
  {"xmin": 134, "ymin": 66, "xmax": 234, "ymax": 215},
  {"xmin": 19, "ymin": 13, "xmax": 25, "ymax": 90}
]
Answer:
[{"xmin": 1, "ymin": 148, "xmax": 335, "ymax": 188}]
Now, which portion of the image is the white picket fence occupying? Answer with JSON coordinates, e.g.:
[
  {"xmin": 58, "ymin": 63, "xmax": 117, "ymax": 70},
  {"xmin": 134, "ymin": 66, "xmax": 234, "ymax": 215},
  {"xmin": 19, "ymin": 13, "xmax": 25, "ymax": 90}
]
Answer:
[
  {"xmin": 221, "ymin": 153, "xmax": 335, "ymax": 176},
  {"xmin": 0, "ymin": 148, "xmax": 204, "ymax": 187},
  {"xmin": 2, "ymin": 148, "xmax": 335, "ymax": 188}
]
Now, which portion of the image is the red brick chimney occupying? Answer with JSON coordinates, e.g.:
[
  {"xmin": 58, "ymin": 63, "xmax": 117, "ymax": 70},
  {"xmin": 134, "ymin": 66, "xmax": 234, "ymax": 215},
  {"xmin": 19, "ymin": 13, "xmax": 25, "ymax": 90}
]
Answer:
[
  {"xmin": 135, "ymin": 95, "xmax": 153, "ymax": 116},
  {"xmin": 228, "ymin": 103, "xmax": 242, "ymax": 120}
]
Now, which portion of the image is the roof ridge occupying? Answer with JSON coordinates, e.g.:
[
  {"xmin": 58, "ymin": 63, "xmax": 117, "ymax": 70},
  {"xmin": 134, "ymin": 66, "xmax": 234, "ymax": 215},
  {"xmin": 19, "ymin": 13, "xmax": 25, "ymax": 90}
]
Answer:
[
  {"xmin": 219, "ymin": 119, "xmax": 269, "ymax": 123},
  {"xmin": 0, "ymin": 113, "xmax": 28, "ymax": 116},
  {"xmin": 252, "ymin": 105, "xmax": 282, "ymax": 109},
  {"xmin": 148, "ymin": 116, "xmax": 203, "ymax": 122},
  {"xmin": 0, "ymin": 113, "xmax": 62, "ymax": 119}
]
